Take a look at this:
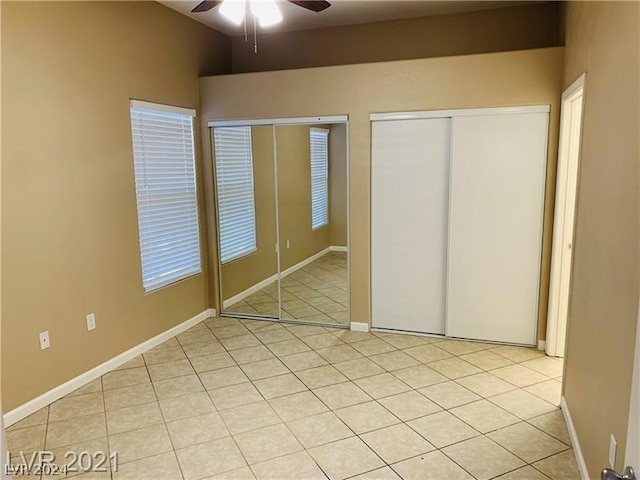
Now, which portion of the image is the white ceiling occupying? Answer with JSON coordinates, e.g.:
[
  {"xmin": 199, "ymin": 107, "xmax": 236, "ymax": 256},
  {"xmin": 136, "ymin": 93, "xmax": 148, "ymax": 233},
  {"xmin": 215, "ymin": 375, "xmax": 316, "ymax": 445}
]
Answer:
[{"xmin": 159, "ymin": 0, "xmax": 538, "ymax": 36}]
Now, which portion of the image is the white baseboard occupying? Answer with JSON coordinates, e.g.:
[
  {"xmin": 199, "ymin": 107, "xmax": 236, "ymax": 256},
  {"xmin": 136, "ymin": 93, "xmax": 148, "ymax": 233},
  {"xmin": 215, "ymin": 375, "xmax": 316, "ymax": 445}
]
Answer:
[
  {"xmin": 3, "ymin": 308, "xmax": 216, "ymax": 427},
  {"xmin": 223, "ymin": 273, "xmax": 279, "ymax": 309},
  {"xmin": 223, "ymin": 247, "xmax": 338, "ymax": 309},
  {"xmin": 350, "ymin": 322, "xmax": 369, "ymax": 332},
  {"xmin": 537, "ymin": 339, "xmax": 547, "ymax": 351},
  {"xmin": 281, "ymin": 247, "xmax": 331, "ymax": 278},
  {"xmin": 330, "ymin": 246, "xmax": 348, "ymax": 252},
  {"xmin": 560, "ymin": 396, "xmax": 590, "ymax": 480}
]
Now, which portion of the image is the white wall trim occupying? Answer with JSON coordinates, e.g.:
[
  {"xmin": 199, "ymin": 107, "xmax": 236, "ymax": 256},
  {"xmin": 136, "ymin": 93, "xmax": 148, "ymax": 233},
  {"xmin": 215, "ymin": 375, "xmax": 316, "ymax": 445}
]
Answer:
[
  {"xmin": 223, "ymin": 247, "xmax": 334, "ymax": 309},
  {"xmin": 370, "ymin": 105, "xmax": 550, "ymax": 122},
  {"xmin": 3, "ymin": 308, "xmax": 215, "ymax": 427},
  {"xmin": 330, "ymin": 245, "xmax": 347, "ymax": 252},
  {"xmin": 546, "ymin": 72, "xmax": 586, "ymax": 358},
  {"xmin": 130, "ymin": 99, "xmax": 196, "ymax": 117},
  {"xmin": 209, "ymin": 115, "xmax": 348, "ymax": 127},
  {"xmin": 350, "ymin": 322, "xmax": 369, "ymax": 332},
  {"xmin": 222, "ymin": 273, "xmax": 279, "ymax": 309},
  {"xmin": 561, "ymin": 396, "xmax": 590, "ymax": 480},
  {"xmin": 537, "ymin": 340, "xmax": 547, "ymax": 351}
]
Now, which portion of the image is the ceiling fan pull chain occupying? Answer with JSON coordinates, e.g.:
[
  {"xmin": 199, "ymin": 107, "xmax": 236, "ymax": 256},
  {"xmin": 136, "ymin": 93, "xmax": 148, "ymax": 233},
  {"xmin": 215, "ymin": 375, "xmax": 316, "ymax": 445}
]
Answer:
[
  {"xmin": 243, "ymin": 9, "xmax": 247, "ymax": 42},
  {"xmin": 253, "ymin": 14, "xmax": 258, "ymax": 54}
]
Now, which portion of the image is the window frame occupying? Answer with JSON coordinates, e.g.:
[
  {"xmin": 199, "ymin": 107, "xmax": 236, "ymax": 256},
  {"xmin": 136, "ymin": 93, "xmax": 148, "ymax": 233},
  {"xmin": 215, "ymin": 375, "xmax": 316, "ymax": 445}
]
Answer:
[{"xmin": 129, "ymin": 99, "xmax": 202, "ymax": 294}]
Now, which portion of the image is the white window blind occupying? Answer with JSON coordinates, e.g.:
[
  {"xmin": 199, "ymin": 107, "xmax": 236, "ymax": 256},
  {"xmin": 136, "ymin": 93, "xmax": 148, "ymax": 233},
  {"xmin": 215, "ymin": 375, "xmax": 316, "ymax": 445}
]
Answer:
[
  {"xmin": 130, "ymin": 100, "xmax": 201, "ymax": 293},
  {"xmin": 213, "ymin": 126, "xmax": 257, "ymax": 263},
  {"xmin": 310, "ymin": 128, "xmax": 329, "ymax": 229}
]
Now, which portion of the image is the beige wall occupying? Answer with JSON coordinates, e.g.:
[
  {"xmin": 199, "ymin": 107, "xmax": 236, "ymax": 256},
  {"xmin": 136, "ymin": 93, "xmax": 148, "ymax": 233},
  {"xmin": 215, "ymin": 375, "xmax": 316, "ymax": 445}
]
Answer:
[
  {"xmin": 232, "ymin": 3, "xmax": 561, "ymax": 73},
  {"xmin": 329, "ymin": 123, "xmax": 348, "ymax": 247},
  {"xmin": 218, "ymin": 126, "xmax": 278, "ymax": 301},
  {"xmin": 1, "ymin": 1, "xmax": 230, "ymax": 411},
  {"xmin": 199, "ymin": 47, "xmax": 564, "ymax": 330},
  {"xmin": 562, "ymin": 2, "xmax": 640, "ymax": 477},
  {"xmin": 217, "ymin": 124, "xmax": 348, "ymax": 301}
]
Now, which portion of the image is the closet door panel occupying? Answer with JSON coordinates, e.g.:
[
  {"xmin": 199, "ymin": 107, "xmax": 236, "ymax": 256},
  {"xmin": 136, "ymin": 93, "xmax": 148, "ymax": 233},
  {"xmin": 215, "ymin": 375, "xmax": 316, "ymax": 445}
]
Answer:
[
  {"xmin": 447, "ymin": 113, "xmax": 548, "ymax": 345},
  {"xmin": 371, "ymin": 118, "xmax": 450, "ymax": 334}
]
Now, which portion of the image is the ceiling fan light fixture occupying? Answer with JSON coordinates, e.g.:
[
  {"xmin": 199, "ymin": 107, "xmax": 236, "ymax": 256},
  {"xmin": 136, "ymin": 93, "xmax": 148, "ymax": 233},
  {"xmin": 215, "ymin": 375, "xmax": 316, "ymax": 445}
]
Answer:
[
  {"xmin": 249, "ymin": 0, "xmax": 283, "ymax": 27},
  {"xmin": 219, "ymin": 0, "xmax": 246, "ymax": 25}
]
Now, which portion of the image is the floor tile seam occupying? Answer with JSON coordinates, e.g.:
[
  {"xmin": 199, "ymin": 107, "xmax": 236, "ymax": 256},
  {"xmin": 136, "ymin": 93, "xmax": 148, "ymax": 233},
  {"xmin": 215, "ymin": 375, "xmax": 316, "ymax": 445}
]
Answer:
[
  {"xmin": 110, "ymin": 420, "xmax": 182, "ymax": 473},
  {"xmin": 404, "ymin": 412, "xmax": 485, "ymax": 449},
  {"xmin": 528, "ymin": 456, "xmax": 567, "ymax": 479},
  {"xmin": 309, "ymin": 433, "xmax": 390, "ymax": 478},
  {"xmin": 482, "ymin": 391, "xmax": 557, "ymax": 418},
  {"xmin": 162, "ymin": 338, "xmax": 220, "ymax": 414},
  {"xmin": 98, "ymin": 375, "xmax": 119, "ymax": 475},
  {"xmin": 5, "ymin": 419, "xmax": 49, "ymax": 434},
  {"xmin": 507, "ymin": 441, "xmax": 573, "ymax": 467},
  {"xmin": 196, "ymin": 396, "xmax": 255, "ymax": 475},
  {"xmin": 514, "ymin": 359, "xmax": 558, "ymax": 373},
  {"xmin": 522, "ymin": 416, "xmax": 572, "ymax": 447},
  {"xmin": 231, "ymin": 415, "xmax": 309, "ymax": 466},
  {"xmin": 357, "ymin": 427, "xmax": 438, "ymax": 461},
  {"xmin": 446, "ymin": 399, "xmax": 525, "ymax": 435},
  {"xmin": 434, "ymin": 444, "xmax": 486, "ymax": 480},
  {"xmin": 382, "ymin": 447, "xmax": 476, "ymax": 480},
  {"xmin": 45, "ymin": 430, "xmax": 110, "ymax": 456},
  {"xmin": 245, "ymin": 448, "xmax": 328, "ymax": 479},
  {"xmin": 333, "ymin": 398, "xmax": 403, "ymax": 430},
  {"xmin": 521, "ymin": 388, "xmax": 562, "ymax": 405},
  {"xmin": 449, "ymin": 376, "xmax": 512, "ymax": 395}
]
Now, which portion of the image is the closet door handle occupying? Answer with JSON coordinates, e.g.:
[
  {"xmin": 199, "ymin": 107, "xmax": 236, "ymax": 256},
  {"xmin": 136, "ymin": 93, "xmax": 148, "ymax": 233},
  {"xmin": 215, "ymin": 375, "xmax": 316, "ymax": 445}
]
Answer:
[{"xmin": 602, "ymin": 466, "xmax": 637, "ymax": 480}]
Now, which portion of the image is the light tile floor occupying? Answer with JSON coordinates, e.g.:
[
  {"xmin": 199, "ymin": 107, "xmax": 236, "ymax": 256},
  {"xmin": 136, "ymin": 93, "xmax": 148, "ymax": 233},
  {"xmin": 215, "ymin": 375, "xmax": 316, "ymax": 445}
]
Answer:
[
  {"xmin": 6, "ymin": 317, "xmax": 578, "ymax": 480},
  {"xmin": 227, "ymin": 252, "xmax": 348, "ymax": 326}
]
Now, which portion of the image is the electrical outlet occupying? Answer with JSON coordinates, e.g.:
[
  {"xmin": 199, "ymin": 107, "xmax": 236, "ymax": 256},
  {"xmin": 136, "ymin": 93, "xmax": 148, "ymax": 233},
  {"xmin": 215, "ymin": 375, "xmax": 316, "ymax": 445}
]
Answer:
[
  {"xmin": 286, "ymin": 240, "xmax": 290, "ymax": 249},
  {"xmin": 86, "ymin": 313, "xmax": 96, "ymax": 331},
  {"xmin": 609, "ymin": 434, "xmax": 617, "ymax": 468},
  {"xmin": 39, "ymin": 331, "xmax": 50, "ymax": 350}
]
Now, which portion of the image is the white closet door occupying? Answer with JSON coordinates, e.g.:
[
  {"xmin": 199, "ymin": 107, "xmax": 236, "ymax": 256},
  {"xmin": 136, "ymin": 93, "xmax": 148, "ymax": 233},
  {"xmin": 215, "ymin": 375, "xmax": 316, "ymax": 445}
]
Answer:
[
  {"xmin": 371, "ymin": 118, "xmax": 450, "ymax": 334},
  {"xmin": 447, "ymin": 112, "xmax": 548, "ymax": 345}
]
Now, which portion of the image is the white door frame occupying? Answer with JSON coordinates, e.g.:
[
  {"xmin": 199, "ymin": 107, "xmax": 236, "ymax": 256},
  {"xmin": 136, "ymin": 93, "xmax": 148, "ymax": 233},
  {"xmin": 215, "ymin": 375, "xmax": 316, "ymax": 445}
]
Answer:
[
  {"xmin": 625, "ymin": 299, "xmax": 640, "ymax": 470},
  {"xmin": 546, "ymin": 73, "xmax": 586, "ymax": 357}
]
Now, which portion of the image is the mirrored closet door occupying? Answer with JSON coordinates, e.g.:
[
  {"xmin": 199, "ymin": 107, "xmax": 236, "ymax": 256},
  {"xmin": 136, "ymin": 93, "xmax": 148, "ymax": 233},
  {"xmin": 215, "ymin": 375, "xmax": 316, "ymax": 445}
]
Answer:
[
  {"xmin": 210, "ymin": 118, "xmax": 349, "ymax": 328},
  {"xmin": 212, "ymin": 124, "xmax": 280, "ymax": 319}
]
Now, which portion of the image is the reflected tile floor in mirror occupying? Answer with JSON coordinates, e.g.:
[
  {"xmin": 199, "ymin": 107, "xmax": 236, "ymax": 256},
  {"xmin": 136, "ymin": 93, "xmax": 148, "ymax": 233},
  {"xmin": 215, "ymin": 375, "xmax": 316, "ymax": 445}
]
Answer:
[
  {"xmin": 6, "ymin": 317, "xmax": 578, "ymax": 480},
  {"xmin": 228, "ymin": 251, "xmax": 348, "ymax": 326}
]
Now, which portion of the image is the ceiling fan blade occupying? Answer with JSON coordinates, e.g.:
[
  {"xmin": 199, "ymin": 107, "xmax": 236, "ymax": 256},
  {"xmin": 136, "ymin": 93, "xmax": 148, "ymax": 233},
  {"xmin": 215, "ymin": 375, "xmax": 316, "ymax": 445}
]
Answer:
[
  {"xmin": 191, "ymin": 0, "xmax": 222, "ymax": 13},
  {"xmin": 287, "ymin": 0, "xmax": 331, "ymax": 13}
]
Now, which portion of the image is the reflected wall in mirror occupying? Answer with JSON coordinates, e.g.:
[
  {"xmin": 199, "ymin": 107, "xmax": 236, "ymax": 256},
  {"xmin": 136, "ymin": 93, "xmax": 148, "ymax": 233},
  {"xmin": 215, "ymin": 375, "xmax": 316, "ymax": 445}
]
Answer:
[
  {"xmin": 275, "ymin": 123, "xmax": 349, "ymax": 326},
  {"xmin": 212, "ymin": 125, "xmax": 280, "ymax": 318}
]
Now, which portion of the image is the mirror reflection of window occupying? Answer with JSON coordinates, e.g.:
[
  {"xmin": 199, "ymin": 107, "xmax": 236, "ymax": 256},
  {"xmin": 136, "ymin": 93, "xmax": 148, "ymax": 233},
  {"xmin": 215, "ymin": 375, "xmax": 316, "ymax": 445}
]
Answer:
[
  {"xmin": 213, "ymin": 126, "xmax": 258, "ymax": 264},
  {"xmin": 310, "ymin": 128, "xmax": 329, "ymax": 230}
]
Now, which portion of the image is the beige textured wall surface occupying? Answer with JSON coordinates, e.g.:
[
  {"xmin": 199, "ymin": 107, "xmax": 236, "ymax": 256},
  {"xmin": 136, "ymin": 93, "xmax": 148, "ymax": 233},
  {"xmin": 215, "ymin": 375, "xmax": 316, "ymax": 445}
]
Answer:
[
  {"xmin": 199, "ymin": 47, "xmax": 564, "ymax": 329},
  {"xmin": 218, "ymin": 126, "xmax": 278, "ymax": 301},
  {"xmin": 329, "ymin": 123, "xmax": 348, "ymax": 247},
  {"xmin": 1, "ymin": 1, "xmax": 230, "ymax": 411},
  {"xmin": 232, "ymin": 2, "xmax": 561, "ymax": 73},
  {"xmin": 561, "ymin": 2, "xmax": 640, "ymax": 476}
]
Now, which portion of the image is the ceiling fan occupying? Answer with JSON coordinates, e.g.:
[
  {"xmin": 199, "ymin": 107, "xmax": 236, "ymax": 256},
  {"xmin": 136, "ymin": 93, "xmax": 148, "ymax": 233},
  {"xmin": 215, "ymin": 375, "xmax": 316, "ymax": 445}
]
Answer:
[
  {"xmin": 192, "ymin": 0, "xmax": 331, "ymax": 15},
  {"xmin": 191, "ymin": 0, "xmax": 331, "ymax": 51}
]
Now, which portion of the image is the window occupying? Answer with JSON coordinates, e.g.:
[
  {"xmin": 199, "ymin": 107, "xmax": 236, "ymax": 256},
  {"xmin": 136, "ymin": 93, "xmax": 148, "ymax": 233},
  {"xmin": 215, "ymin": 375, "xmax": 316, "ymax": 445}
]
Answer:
[
  {"xmin": 213, "ymin": 126, "xmax": 257, "ymax": 263},
  {"xmin": 129, "ymin": 100, "xmax": 201, "ymax": 293},
  {"xmin": 310, "ymin": 128, "xmax": 329, "ymax": 229}
]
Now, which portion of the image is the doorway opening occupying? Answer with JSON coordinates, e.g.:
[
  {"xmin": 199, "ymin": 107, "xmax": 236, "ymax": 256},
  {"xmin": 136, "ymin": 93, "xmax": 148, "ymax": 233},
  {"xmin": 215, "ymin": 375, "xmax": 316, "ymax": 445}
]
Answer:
[{"xmin": 546, "ymin": 73, "xmax": 586, "ymax": 358}]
